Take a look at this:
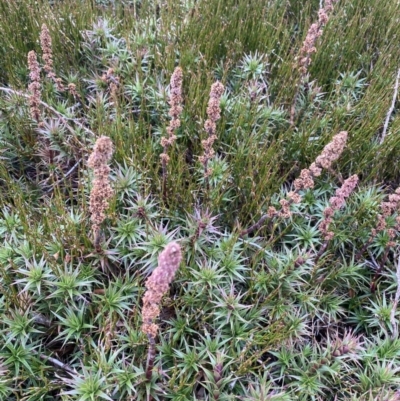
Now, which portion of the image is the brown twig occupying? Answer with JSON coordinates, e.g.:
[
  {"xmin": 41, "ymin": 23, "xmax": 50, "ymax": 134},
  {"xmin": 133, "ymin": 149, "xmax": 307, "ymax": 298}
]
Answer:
[
  {"xmin": 240, "ymin": 215, "xmax": 269, "ymax": 237},
  {"xmin": 33, "ymin": 351, "xmax": 75, "ymax": 374},
  {"xmin": 381, "ymin": 68, "xmax": 400, "ymax": 145},
  {"xmin": 390, "ymin": 253, "xmax": 400, "ymax": 339},
  {"xmin": 314, "ymin": 241, "xmax": 329, "ymax": 264}
]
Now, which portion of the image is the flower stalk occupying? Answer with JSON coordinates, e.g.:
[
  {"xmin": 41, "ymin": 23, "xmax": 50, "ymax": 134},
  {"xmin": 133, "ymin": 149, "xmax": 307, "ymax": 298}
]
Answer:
[
  {"xmin": 160, "ymin": 67, "xmax": 183, "ymax": 202},
  {"xmin": 199, "ymin": 81, "xmax": 224, "ymax": 191},
  {"xmin": 315, "ymin": 174, "xmax": 359, "ymax": 262},
  {"xmin": 27, "ymin": 50, "xmax": 42, "ymax": 125},
  {"xmin": 141, "ymin": 242, "xmax": 182, "ymax": 381},
  {"xmin": 290, "ymin": 0, "xmax": 338, "ymax": 125},
  {"xmin": 87, "ymin": 136, "xmax": 114, "ymax": 251},
  {"xmin": 40, "ymin": 24, "xmax": 64, "ymax": 91}
]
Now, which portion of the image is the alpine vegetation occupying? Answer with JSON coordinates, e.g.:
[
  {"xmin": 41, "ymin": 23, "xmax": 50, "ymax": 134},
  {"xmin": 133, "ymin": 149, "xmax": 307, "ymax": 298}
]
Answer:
[{"xmin": 1, "ymin": 0, "xmax": 400, "ymax": 400}]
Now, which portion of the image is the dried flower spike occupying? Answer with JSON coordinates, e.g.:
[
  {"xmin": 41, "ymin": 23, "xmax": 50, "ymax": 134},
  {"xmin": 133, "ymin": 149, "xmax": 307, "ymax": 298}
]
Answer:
[
  {"xmin": 141, "ymin": 241, "xmax": 182, "ymax": 381},
  {"xmin": 277, "ymin": 131, "xmax": 348, "ymax": 218},
  {"xmin": 160, "ymin": 67, "xmax": 183, "ymax": 200},
  {"xmin": 40, "ymin": 24, "xmax": 54, "ymax": 79},
  {"xmin": 200, "ymin": 81, "xmax": 224, "ymax": 180},
  {"xmin": 40, "ymin": 24, "xmax": 64, "ymax": 91},
  {"xmin": 27, "ymin": 50, "xmax": 42, "ymax": 124},
  {"xmin": 297, "ymin": 0, "xmax": 338, "ymax": 76},
  {"xmin": 141, "ymin": 242, "xmax": 182, "ymax": 338},
  {"xmin": 319, "ymin": 174, "xmax": 358, "ymax": 240},
  {"xmin": 294, "ymin": 131, "xmax": 348, "ymax": 192},
  {"xmin": 241, "ymin": 131, "xmax": 348, "ymax": 237},
  {"xmin": 88, "ymin": 136, "xmax": 114, "ymax": 249}
]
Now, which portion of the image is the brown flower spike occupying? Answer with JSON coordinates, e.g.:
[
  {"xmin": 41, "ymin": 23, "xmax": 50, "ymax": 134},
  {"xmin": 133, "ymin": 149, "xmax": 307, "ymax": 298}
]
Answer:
[
  {"xmin": 142, "ymin": 241, "xmax": 182, "ymax": 381},
  {"xmin": 27, "ymin": 50, "xmax": 42, "ymax": 124},
  {"xmin": 160, "ymin": 67, "xmax": 183, "ymax": 200},
  {"xmin": 160, "ymin": 66, "xmax": 183, "ymax": 159},
  {"xmin": 88, "ymin": 136, "xmax": 114, "ymax": 249},
  {"xmin": 241, "ymin": 131, "xmax": 348, "ymax": 237},
  {"xmin": 294, "ymin": 131, "xmax": 348, "ymax": 192},
  {"xmin": 319, "ymin": 175, "xmax": 359, "ymax": 241},
  {"xmin": 277, "ymin": 131, "xmax": 348, "ymax": 218},
  {"xmin": 142, "ymin": 242, "xmax": 182, "ymax": 338},
  {"xmin": 297, "ymin": 0, "xmax": 338, "ymax": 76},
  {"xmin": 200, "ymin": 81, "xmax": 224, "ymax": 179},
  {"xmin": 40, "ymin": 24, "xmax": 64, "ymax": 91},
  {"xmin": 40, "ymin": 24, "xmax": 55, "ymax": 79}
]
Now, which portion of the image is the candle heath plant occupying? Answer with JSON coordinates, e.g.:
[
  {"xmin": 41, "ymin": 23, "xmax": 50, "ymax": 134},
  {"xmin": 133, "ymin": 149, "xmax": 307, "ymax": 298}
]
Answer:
[{"xmin": 1, "ymin": 1, "xmax": 400, "ymax": 400}]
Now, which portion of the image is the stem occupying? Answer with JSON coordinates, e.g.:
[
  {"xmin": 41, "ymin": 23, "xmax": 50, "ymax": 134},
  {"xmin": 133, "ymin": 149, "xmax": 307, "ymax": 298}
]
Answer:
[
  {"xmin": 240, "ymin": 214, "xmax": 269, "ymax": 237},
  {"xmin": 290, "ymin": 85, "xmax": 300, "ymax": 126},
  {"xmin": 161, "ymin": 148, "xmax": 168, "ymax": 204},
  {"xmin": 33, "ymin": 351, "xmax": 75, "ymax": 374},
  {"xmin": 314, "ymin": 240, "xmax": 329, "ymax": 264},
  {"xmin": 203, "ymin": 157, "xmax": 210, "ymax": 205},
  {"xmin": 93, "ymin": 227, "xmax": 102, "ymax": 252},
  {"xmin": 355, "ymin": 237, "xmax": 373, "ymax": 261},
  {"xmin": 145, "ymin": 334, "xmax": 156, "ymax": 381}
]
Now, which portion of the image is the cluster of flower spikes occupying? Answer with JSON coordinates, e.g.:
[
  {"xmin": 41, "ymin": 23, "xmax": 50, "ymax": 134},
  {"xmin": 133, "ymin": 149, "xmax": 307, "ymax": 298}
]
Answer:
[{"xmin": 267, "ymin": 131, "xmax": 348, "ymax": 220}]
